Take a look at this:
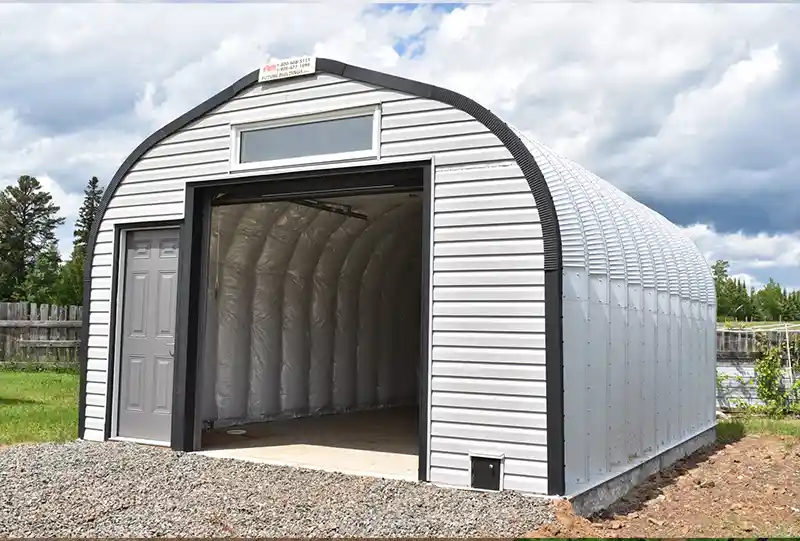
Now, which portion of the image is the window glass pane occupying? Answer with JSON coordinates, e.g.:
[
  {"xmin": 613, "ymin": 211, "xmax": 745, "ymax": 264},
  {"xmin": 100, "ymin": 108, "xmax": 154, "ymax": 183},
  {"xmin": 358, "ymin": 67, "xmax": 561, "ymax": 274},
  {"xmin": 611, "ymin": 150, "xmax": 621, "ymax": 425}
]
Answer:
[{"xmin": 239, "ymin": 114, "xmax": 374, "ymax": 164}]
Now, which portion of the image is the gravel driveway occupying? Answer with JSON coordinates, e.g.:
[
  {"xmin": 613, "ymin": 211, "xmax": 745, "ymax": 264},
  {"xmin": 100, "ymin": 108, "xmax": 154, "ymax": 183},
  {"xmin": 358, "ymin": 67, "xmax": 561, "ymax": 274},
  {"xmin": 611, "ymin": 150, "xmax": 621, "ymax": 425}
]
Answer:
[{"xmin": 0, "ymin": 441, "xmax": 553, "ymax": 537}]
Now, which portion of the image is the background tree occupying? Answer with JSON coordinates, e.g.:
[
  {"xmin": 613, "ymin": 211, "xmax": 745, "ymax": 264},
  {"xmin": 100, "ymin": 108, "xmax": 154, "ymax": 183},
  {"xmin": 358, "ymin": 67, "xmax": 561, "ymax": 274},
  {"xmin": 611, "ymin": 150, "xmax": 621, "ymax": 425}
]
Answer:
[
  {"xmin": 784, "ymin": 291, "xmax": 800, "ymax": 321},
  {"xmin": 712, "ymin": 260, "xmax": 800, "ymax": 322},
  {"xmin": 20, "ymin": 243, "xmax": 61, "ymax": 304},
  {"xmin": 754, "ymin": 278, "xmax": 786, "ymax": 321},
  {"xmin": 0, "ymin": 175, "xmax": 65, "ymax": 301},
  {"xmin": 53, "ymin": 176, "xmax": 105, "ymax": 306},
  {"xmin": 712, "ymin": 260, "xmax": 736, "ymax": 318},
  {"xmin": 73, "ymin": 176, "xmax": 104, "ymax": 255}
]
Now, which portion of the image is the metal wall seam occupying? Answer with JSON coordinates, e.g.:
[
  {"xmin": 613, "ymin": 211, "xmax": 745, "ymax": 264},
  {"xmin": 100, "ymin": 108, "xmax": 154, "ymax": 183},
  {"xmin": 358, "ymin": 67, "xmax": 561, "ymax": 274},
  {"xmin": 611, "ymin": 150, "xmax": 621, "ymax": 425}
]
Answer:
[
  {"xmin": 629, "ymin": 199, "xmax": 674, "ymax": 449},
  {"xmin": 523, "ymin": 140, "xmax": 592, "ymax": 492},
  {"xmin": 649, "ymin": 211, "xmax": 696, "ymax": 440},
  {"xmin": 511, "ymin": 133, "xmax": 587, "ymax": 491},
  {"xmin": 516, "ymin": 132, "xmax": 614, "ymax": 490},
  {"xmin": 554, "ymin": 158, "xmax": 610, "ymax": 490},
  {"xmin": 677, "ymin": 221, "xmax": 708, "ymax": 433},
  {"xmin": 568, "ymin": 163, "xmax": 638, "ymax": 471},
  {"xmin": 628, "ymin": 200, "xmax": 668, "ymax": 455},
  {"xmin": 669, "ymin": 220, "xmax": 714, "ymax": 431},
  {"xmin": 553, "ymin": 156, "xmax": 612, "ymax": 491},
  {"xmin": 558, "ymin": 161, "xmax": 625, "ymax": 473},
  {"xmin": 682, "ymin": 236, "xmax": 706, "ymax": 432},
  {"xmin": 592, "ymin": 171, "xmax": 653, "ymax": 463}
]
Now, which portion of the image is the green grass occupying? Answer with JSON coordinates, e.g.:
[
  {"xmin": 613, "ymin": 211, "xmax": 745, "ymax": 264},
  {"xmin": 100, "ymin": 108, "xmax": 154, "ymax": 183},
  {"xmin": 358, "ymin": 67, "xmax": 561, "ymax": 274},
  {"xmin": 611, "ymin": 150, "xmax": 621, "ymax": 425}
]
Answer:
[
  {"xmin": 718, "ymin": 320, "xmax": 800, "ymax": 329},
  {"xmin": 717, "ymin": 415, "xmax": 800, "ymax": 444},
  {"xmin": 0, "ymin": 370, "xmax": 78, "ymax": 445}
]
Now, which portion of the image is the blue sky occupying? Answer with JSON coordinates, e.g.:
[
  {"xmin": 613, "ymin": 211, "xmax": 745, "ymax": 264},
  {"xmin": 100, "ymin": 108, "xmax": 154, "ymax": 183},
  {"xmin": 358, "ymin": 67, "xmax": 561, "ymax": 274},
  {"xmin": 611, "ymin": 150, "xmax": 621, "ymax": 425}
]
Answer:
[{"xmin": 0, "ymin": 2, "xmax": 798, "ymax": 290}]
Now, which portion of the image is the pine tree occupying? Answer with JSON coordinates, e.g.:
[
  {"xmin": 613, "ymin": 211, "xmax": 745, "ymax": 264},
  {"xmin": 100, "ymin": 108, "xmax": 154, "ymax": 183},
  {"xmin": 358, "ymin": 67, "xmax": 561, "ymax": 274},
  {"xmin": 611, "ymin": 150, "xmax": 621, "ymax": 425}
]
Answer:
[
  {"xmin": 712, "ymin": 260, "xmax": 733, "ymax": 318},
  {"xmin": 73, "ymin": 176, "xmax": 104, "ymax": 256},
  {"xmin": 0, "ymin": 175, "xmax": 65, "ymax": 300}
]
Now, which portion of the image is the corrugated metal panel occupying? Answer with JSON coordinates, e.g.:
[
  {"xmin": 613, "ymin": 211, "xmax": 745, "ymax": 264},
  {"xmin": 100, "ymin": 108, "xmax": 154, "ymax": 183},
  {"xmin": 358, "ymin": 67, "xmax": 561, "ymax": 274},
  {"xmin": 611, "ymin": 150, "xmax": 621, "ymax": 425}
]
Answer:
[
  {"xmin": 87, "ymin": 72, "xmax": 548, "ymax": 495},
  {"xmin": 510, "ymin": 134, "xmax": 597, "ymax": 490},
  {"xmin": 630, "ymin": 203, "xmax": 667, "ymax": 456},
  {"xmin": 515, "ymin": 132, "xmax": 716, "ymax": 495}
]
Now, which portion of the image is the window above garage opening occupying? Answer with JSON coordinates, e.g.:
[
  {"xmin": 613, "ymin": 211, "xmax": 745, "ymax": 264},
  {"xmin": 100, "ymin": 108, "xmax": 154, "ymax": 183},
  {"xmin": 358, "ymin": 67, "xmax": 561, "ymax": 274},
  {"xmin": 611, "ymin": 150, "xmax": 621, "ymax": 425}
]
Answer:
[{"xmin": 230, "ymin": 105, "xmax": 381, "ymax": 171}]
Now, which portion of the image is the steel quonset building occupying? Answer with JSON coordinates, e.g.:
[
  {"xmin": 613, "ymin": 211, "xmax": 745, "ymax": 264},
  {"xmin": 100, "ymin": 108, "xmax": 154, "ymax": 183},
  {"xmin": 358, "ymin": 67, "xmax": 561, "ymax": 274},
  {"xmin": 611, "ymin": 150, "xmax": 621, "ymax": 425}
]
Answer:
[{"xmin": 78, "ymin": 56, "xmax": 717, "ymax": 514}]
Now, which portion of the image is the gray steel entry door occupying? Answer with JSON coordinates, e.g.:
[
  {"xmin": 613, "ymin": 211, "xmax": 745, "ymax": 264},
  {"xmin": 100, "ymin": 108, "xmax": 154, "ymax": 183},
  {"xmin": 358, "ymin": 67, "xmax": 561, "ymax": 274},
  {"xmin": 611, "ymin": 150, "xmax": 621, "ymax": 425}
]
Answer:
[{"xmin": 117, "ymin": 228, "xmax": 180, "ymax": 443}]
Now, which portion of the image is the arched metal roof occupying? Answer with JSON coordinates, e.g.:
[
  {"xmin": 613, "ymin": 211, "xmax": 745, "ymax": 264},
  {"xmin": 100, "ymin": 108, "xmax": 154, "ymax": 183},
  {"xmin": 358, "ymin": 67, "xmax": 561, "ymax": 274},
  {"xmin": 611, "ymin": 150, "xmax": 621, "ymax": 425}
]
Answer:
[{"xmin": 511, "ymin": 127, "xmax": 715, "ymax": 306}]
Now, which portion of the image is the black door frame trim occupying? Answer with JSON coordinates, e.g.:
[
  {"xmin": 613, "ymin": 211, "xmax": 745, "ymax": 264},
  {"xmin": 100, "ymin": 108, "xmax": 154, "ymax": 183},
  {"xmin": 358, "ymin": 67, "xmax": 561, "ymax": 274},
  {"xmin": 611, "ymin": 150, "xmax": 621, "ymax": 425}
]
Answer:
[
  {"xmin": 170, "ymin": 162, "xmax": 431, "ymax": 482},
  {"xmin": 101, "ymin": 220, "xmax": 183, "ymax": 441},
  {"xmin": 79, "ymin": 58, "xmax": 564, "ymax": 495}
]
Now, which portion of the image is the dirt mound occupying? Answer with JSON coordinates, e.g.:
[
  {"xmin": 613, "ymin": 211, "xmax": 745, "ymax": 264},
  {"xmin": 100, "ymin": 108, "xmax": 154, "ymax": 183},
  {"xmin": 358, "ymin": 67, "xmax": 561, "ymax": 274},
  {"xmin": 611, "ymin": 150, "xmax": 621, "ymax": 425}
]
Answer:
[
  {"xmin": 524, "ymin": 499, "xmax": 603, "ymax": 538},
  {"xmin": 526, "ymin": 434, "xmax": 800, "ymax": 538}
]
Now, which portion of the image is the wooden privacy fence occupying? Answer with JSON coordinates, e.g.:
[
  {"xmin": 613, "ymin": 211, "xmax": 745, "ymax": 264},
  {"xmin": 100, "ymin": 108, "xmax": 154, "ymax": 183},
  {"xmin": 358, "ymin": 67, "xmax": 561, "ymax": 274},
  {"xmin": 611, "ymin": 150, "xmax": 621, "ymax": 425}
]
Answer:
[{"xmin": 0, "ymin": 302, "xmax": 82, "ymax": 364}]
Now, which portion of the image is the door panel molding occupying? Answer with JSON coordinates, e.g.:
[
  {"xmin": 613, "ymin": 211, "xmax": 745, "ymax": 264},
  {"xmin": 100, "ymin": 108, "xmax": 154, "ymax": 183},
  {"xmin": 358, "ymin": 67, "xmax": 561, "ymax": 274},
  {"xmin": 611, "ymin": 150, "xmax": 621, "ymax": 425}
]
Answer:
[
  {"xmin": 105, "ymin": 221, "xmax": 182, "ymax": 443},
  {"xmin": 116, "ymin": 227, "xmax": 180, "ymax": 442}
]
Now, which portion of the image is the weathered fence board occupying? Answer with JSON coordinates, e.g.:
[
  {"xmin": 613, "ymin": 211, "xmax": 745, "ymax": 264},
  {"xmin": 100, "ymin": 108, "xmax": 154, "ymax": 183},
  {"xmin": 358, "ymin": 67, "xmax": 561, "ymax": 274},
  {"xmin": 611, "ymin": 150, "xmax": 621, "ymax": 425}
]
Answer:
[
  {"xmin": 0, "ymin": 320, "xmax": 82, "ymax": 328},
  {"xmin": 0, "ymin": 302, "xmax": 83, "ymax": 364},
  {"xmin": 17, "ymin": 340, "xmax": 81, "ymax": 348}
]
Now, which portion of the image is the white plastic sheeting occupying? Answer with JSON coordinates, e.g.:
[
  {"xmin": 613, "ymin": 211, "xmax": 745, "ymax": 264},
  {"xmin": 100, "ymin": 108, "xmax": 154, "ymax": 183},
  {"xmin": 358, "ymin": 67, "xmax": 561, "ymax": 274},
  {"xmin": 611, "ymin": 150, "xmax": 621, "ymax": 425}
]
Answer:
[
  {"xmin": 200, "ymin": 193, "xmax": 423, "ymax": 426},
  {"xmin": 512, "ymin": 128, "xmax": 717, "ymax": 495}
]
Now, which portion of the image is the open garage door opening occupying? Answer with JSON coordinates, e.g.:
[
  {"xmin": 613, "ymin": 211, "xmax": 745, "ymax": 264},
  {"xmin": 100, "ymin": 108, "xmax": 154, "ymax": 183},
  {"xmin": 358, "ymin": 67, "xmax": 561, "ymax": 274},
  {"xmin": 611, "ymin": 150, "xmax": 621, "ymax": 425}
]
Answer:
[{"xmin": 195, "ymin": 173, "xmax": 428, "ymax": 482}]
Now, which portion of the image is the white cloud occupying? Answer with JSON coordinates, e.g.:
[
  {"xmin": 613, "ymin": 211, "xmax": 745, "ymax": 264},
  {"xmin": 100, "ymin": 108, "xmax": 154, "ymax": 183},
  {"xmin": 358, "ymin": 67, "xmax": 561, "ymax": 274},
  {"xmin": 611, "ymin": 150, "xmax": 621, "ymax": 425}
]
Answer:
[
  {"xmin": 680, "ymin": 224, "xmax": 800, "ymax": 291},
  {"xmin": 0, "ymin": 2, "xmax": 799, "ymax": 286},
  {"xmin": 681, "ymin": 223, "xmax": 800, "ymax": 269}
]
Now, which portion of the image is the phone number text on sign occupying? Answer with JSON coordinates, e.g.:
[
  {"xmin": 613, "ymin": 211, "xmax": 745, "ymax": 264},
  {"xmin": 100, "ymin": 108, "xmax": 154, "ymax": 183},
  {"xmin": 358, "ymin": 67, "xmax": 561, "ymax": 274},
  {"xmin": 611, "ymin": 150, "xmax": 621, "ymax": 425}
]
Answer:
[{"xmin": 259, "ymin": 56, "xmax": 316, "ymax": 82}]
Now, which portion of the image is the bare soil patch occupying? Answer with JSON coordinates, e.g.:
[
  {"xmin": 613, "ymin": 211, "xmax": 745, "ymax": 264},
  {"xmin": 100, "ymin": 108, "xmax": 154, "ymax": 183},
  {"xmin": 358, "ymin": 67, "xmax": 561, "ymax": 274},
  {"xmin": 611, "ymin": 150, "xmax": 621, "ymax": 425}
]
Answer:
[{"xmin": 528, "ymin": 434, "xmax": 800, "ymax": 538}]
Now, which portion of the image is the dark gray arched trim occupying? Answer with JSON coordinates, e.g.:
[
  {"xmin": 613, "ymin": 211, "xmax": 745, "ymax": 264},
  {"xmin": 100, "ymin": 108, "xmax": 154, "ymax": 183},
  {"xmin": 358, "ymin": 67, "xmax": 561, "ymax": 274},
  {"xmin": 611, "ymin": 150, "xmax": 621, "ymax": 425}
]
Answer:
[{"xmin": 79, "ymin": 58, "xmax": 565, "ymax": 495}]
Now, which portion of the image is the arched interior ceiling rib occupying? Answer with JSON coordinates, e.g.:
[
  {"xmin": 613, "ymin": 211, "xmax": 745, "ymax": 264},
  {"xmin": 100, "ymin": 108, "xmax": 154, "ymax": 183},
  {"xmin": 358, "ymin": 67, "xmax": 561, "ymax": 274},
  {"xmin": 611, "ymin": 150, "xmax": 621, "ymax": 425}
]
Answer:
[{"xmin": 201, "ymin": 194, "xmax": 423, "ymax": 424}]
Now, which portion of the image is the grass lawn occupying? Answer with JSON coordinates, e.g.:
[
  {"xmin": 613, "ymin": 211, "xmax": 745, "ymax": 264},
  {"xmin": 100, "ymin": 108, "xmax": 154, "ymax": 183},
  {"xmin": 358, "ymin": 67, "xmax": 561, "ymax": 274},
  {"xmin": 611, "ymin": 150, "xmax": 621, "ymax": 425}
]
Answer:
[
  {"xmin": 0, "ymin": 370, "xmax": 78, "ymax": 445},
  {"xmin": 717, "ymin": 414, "xmax": 800, "ymax": 444},
  {"xmin": 718, "ymin": 320, "xmax": 800, "ymax": 329}
]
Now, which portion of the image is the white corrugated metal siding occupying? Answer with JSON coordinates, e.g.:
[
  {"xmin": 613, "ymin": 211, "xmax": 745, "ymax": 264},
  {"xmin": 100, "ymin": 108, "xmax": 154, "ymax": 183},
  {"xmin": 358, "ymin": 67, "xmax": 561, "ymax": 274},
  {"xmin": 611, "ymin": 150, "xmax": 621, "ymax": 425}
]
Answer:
[
  {"xmin": 84, "ymin": 73, "xmax": 548, "ymax": 494},
  {"xmin": 512, "ymin": 129, "xmax": 717, "ymax": 496}
]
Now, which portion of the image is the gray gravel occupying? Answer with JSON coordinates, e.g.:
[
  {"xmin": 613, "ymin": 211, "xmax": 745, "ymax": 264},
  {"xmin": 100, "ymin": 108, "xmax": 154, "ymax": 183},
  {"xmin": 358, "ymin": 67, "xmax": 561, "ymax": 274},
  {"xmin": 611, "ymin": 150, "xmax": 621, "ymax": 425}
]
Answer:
[{"xmin": 0, "ymin": 441, "xmax": 553, "ymax": 537}]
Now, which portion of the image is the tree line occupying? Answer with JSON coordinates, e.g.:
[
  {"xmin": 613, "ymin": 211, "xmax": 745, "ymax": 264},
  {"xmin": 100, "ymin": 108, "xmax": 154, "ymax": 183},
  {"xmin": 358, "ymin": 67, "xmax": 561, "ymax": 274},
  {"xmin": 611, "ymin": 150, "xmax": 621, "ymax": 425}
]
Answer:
[
  {"xmin": 0, "ymin": 175, "xmax": 104, "ymax": 307},
  {"xmin": 713, "ymin": 260, "xmax": 800, "ymax": 322}
]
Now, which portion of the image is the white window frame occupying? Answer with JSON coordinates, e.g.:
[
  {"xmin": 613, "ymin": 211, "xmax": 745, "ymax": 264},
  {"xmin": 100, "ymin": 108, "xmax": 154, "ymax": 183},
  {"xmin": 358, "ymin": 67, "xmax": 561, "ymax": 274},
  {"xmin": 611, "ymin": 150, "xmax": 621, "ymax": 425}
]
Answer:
[{"xmin": 229, "ymin": 105, "xmax": 381, "ymax": 172}]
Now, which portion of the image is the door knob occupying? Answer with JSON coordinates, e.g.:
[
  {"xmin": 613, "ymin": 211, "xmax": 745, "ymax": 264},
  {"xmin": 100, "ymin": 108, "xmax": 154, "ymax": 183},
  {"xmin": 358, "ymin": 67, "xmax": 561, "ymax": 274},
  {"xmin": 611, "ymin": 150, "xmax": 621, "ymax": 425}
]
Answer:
[{"xmin": 167, "ymin": 342, "xmax": 175, "ymax": 357}]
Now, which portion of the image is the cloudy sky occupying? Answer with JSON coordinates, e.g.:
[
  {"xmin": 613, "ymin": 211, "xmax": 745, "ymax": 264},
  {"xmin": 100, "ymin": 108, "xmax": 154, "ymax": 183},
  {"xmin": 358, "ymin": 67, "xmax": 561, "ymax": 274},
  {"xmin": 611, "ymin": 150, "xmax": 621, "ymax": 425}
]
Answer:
[{"xmin": 0, "ymin": 2, "xmax": 798, "ymax": 290}]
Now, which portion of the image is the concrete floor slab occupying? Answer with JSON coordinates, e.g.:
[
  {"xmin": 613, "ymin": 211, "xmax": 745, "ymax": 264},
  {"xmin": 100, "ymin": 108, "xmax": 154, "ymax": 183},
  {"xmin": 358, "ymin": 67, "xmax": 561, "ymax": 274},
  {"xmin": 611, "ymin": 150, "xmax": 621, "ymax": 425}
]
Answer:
[{"xmin": 198, "ymin": 407, "xmax": 419, "ymax": 481}]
